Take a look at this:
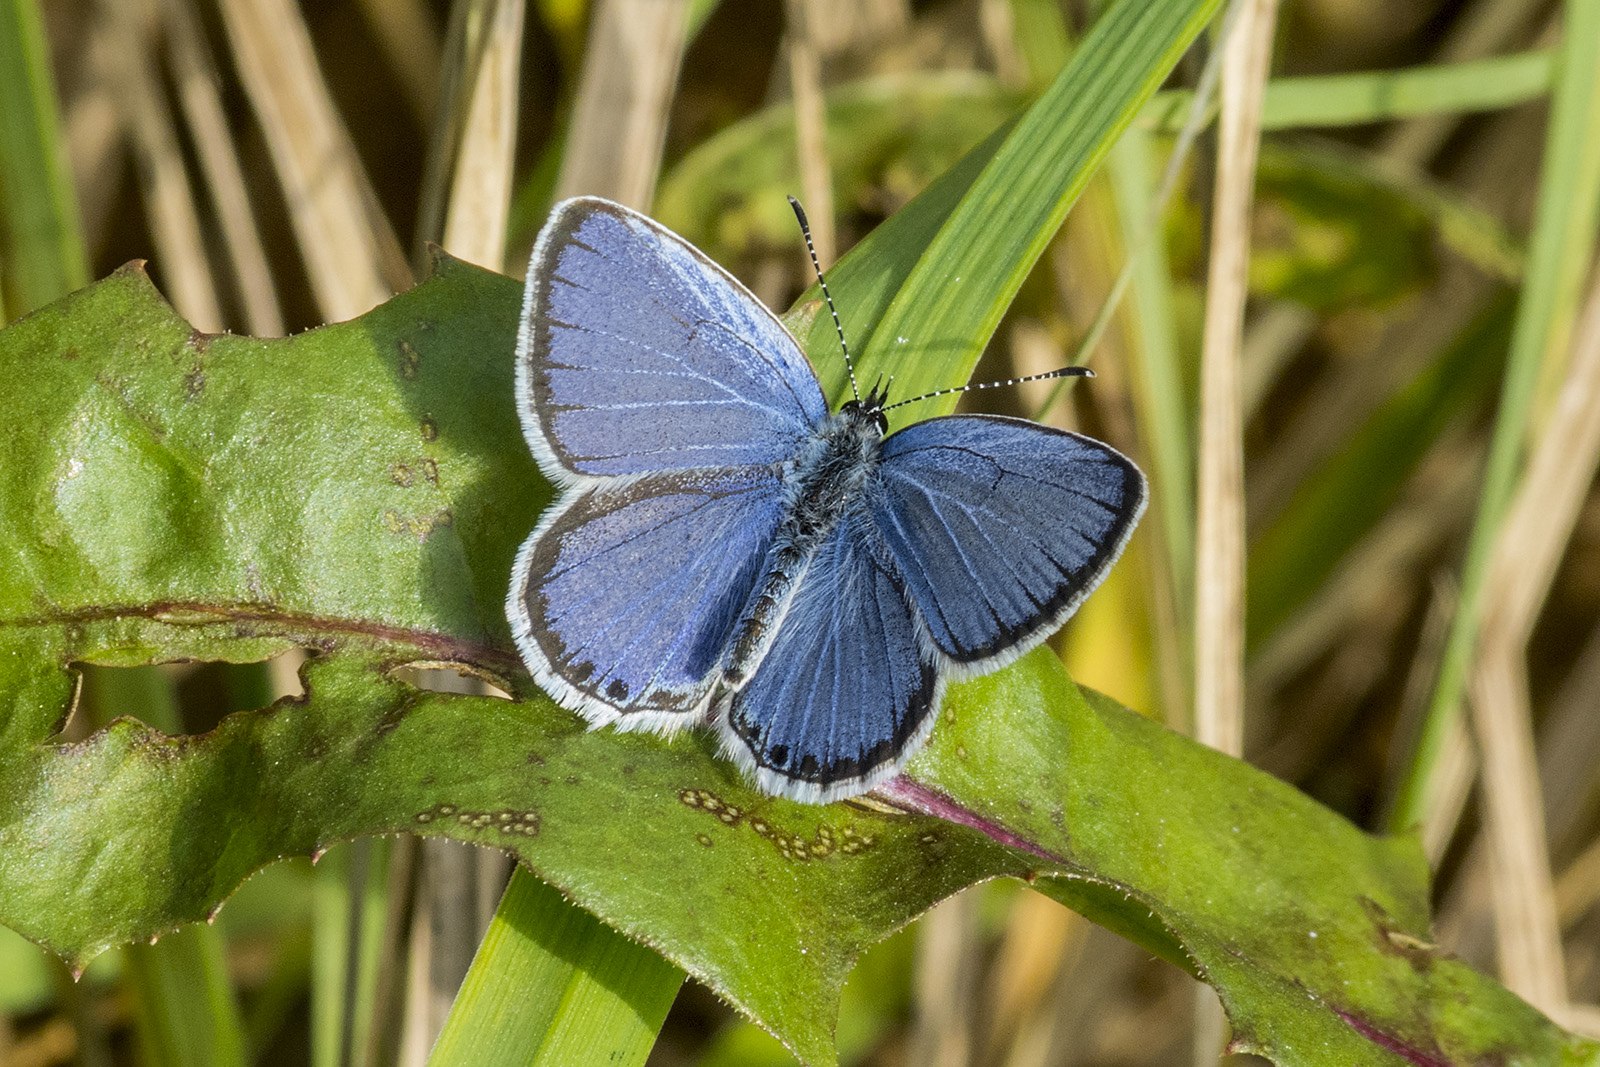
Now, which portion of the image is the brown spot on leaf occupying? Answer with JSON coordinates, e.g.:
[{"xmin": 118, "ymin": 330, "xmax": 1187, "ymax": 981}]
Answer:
[
  {"xmin": 399, "ymin": 339, "xmax": 421, "ymax": 379},
  {"xmin": 187, "ymin": 327, "xmax": 215, "ymax": 353},
  {"xmin": 419, "ymin": 457, "xmax": 439, "ymax": 485},
  {"xmin": 420, "ymin": 416, "xmax": 438, "ymax": 442},
  {"xmin": 681, "ymin": 789, "xmax": 875, "ymax": 861},
  {"xmin": 61, "ymin": 346, "xmax": 81, "ymax": 360},
  {"xmin": 1360, "ymin": 897, "xmax": 1436, "ymax": 973},
  {"xmin": 415, "ymin": 801, "xmax": 538, "ymax": 837},
  {"xmin": 391, "ymin": 464, "xmax": 415, "ymax": 487},
  {"xmin": 184, "ymin": 367, "xmax": 206, "ymax": 398},
  {"xmin": 383, "ymin": 507, "xmax": 454, "ymax": 541}
]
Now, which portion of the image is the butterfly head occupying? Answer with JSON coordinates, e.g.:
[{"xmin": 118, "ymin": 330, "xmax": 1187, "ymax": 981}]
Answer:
[{"xmin": 841, "ymin": 380, "xmax": 890, "ymax": 435}]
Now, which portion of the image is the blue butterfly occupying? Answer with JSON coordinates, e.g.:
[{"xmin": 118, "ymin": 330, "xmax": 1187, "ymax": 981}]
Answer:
[{"xmin": 507, "ymin": 198, "xmax": 1146, "ymax": 803}]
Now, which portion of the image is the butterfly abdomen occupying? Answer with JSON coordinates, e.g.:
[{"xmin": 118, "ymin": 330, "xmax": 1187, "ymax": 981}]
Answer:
[{"xmin": 721, "ymin": 405, "xmax": 884, "ymax": 690}]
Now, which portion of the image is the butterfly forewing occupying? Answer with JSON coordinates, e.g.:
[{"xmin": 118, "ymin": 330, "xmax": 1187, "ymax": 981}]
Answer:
[
  {"xmin": 869, "ymin": 415, "xmax": 1147, "ymax": 669},
  {"xmin": 519, "ymin": 198, "xmax": 829, "ymax": 481}
]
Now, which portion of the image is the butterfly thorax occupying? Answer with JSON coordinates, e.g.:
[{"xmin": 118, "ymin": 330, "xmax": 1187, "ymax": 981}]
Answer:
[{"xmin": 720, "ymin": 401, "xmax": 886, "ymax": 692}]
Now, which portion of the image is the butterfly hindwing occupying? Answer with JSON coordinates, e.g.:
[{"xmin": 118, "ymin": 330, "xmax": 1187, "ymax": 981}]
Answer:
[
  {"xmin": 509, "ymin": 467, "xmax": 786, "ymax": 729},
  {"xmin": 716, "ymin": 510, "xmax": 938, "ymax": 803},
  {"xmin": 519, "ymin": 198, "xmax": 830, "ymax": 482},
  {"xmin": 869, "ymin": 415, "xmax": 1147, "ymax": 670}
]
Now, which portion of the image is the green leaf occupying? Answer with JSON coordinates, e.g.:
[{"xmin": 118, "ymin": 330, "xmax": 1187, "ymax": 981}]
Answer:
[
  {"xmin": 900, "ymin": 670, "xmax": 1597, "ymax": 1065},
  {"xmin": 0, "ymin": 260, "xmax": 1591, "ymax": 1065}
]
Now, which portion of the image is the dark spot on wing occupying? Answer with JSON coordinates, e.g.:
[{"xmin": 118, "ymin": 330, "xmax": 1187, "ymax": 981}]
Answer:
[
  {"xmin": 570, "ymin": 661, "xmax": 595, "ymax": 683},
  {"xmin": 606, "ymin": 678, "xmax": 628, "ymax": 700},
  {"xmin": 768, "ymin": 743, "xmax": 789, "ymax": 768}
]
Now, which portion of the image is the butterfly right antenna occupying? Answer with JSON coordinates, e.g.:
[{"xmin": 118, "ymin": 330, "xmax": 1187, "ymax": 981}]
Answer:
[{"xmin": 789, "ymin": 196, "xmax": 861, "ymax": 405}]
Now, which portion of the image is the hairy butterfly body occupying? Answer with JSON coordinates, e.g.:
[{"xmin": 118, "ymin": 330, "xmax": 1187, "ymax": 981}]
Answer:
[{"xmin": 508, "ymin": 197, "xmax": 1146, "ymax": 803}]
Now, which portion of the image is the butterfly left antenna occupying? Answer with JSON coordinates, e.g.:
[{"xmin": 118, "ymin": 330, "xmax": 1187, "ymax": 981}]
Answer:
[
  {"xmin": 789, "ymin": 196, "xmax": 861, "ymax": 404},
  {"xmin": 881, "ymin": 366, "xmax": 1095, "ymax": 414}
]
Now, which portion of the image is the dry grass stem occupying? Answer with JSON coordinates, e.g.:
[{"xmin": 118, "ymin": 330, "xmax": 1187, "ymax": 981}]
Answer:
[
  {"xmin": 440, "ymin": 0, "xmax": 526, "ymax": 271},
  {"xmin": 95, "ymin": 1, "xmax": 223, "ymax": 332},
  {"xmin": 1558, "ymin": 833, "xmax": 1600, "ymax": 930},
  {"xmin": 160, "ymin": 0, "xmax": 284, "ymax": 336},
  {"xmin": 1465, "ymin": 258, "xmax": 1600, "ymax": 1012},
  {"xmin": 912, "ymin": 892, "xmax": 978, "ymax": 1067},
  {"xmin": 216, "ymin": 0, "xmax": 404, "ymax": 320},
  {"xmin": 555, "ymin": 0, "xmax": 691, "ymax": 209},
  {"xmin": 1194, "ymin": 5, "xmax": 1281, "ymax": 1056},
  {"xmin": 1194, "ymin": 0, "xmax": 1279, "ymax": 757},
  {"xmin": 785, "ymin": 0, "xmax": 836, "ymax": 266},
  {"xmin": 982, "ymin": 893, "xmax": 1080, "ymax": 1062},
  {"xmin": 353, "ymin": 0, "xmax": 443, "ymax": 125},
  {"xmin": 1469, "ymin": 659, "xmax": 1568, "ymax": 1011}
]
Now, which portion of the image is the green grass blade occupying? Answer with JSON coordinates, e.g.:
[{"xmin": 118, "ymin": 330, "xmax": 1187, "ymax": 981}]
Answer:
[
  {"xmin": 427, "ymin": 869, "xmax": 682, "ymax": 1067},
  {"xmin": 345, "ymin": 837, "xmax": 394, "ymax": 1066},
  {"xmin": 1109, "ymin": 124, "xmax": 1195, "ymax": 629},
  {"xmin": 1389, "ymin": 0, "xmax": 1600, "ymax": 832},
  {"xmin": 858, "ymin": 0, "xmax": 1223, "ymax": 424},
  {"xmin": 0, "ymin": 0, "xmax": 87, "ymax": 320},
  {"xmin": 125, "ymin": 927, "xmax": 248, "ymax": 1067},
  {"xmin": 1145, "ymin": 49, "xmax": 1554, "ymax": 133},
  {"xmin": 311, "ymin": 846, "xmax": 352, "ymax": 1067}
]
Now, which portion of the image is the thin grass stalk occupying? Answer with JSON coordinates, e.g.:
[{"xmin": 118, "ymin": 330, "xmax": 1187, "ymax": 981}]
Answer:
[
  {"xmin": 1143, "ymin": 50, "xmax": 1555, "ymax": 136},
  {"xmin": 0, "ymin": 0, "xmax": 89, "ymax": 320},
  {"xmin": 440, "ymin": 0, "xmax": 525, "ymax": 270},
  {"xmin": 214, "ymin": 0, "xmax": 406, "ymax": 319},
  {"xmin": 94, "ymin": 0, "xmax": 224, "ymax": 332},
  {"xmin": 784, "ymin": 0, "xmax": 835, "ymax": 266},
  {"xmin": 160, "ymin": 0, "xmax": 285, "ymax": 336},
  {"xmin": 310, "ymin": 844, "xmax": 352, "ymax": 1067},
  {"xmin": 1193, "ymin": 0, "xmax": 1276, "ymax": 757},
  {"xmin": 1193, "ymin": 1, "xmax": 1277, "ymax": 1058},
  {"xmin": 555, "ymin": 0, "xmax": 691, "ymax": 209},
  {"xmin": 1107, "ymin": 126, "xmax": 1193, "ymax": 729},
  {"xmin": 912, "ymin": 893, "xmax": 979, "ymax": 1067},
  {"xmin": 1468, "ymin": 259, "xmax": 1600, "ymax": 1013},
  {"xmin": 1388, "ymin": 0, "xmax": 1600, "ymax": 835}
]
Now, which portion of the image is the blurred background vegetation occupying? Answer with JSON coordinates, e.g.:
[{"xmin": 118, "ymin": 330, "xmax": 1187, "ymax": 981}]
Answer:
[{"xmin": 2, "ymin": 0, "xmax": 1599, "ymax": 1063}]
